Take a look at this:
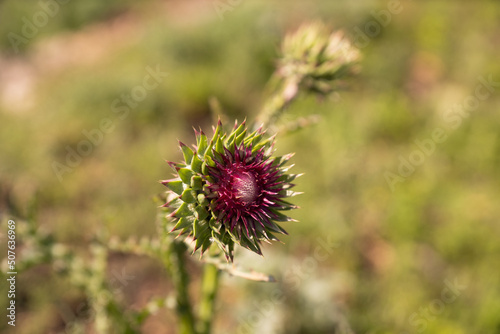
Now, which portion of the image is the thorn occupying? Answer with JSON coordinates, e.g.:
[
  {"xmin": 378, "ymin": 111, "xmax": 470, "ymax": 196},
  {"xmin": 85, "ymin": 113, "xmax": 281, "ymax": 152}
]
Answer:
[
  {"xmin": 160, "ymin": 178, "xmax": 178, "ymax": 185},
  {"xmin": 254, "ymin": 123, "xmax": 264, "ymax": 133},
  {"xmin": 166, "ymin": 160, "xmax": 179, "ymax": 170}
]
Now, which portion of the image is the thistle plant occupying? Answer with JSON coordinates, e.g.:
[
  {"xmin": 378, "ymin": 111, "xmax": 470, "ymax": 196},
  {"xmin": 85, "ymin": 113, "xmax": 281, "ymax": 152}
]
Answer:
[
  {"xmin": 1, "ymin": 22, "xmax": 360, "ymax": 334},
  {"xmin": 155, "ymin": 22, "xmax": 360, "ymax": 334},
  {"xmin": 161, "ymin": 120, "xmax": 299, "ymax": 261}
]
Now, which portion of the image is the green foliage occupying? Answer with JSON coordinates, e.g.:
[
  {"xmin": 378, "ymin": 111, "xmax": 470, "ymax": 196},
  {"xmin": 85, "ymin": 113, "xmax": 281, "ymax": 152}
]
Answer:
[{"xmin": 0, "ymin": 0, "xmax": 140, "ymax": 53}]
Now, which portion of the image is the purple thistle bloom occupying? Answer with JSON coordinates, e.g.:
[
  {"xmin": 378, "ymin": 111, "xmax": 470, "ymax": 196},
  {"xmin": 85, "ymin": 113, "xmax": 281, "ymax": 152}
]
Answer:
[
  {"xmin": 207, "ymin": 144, "xmax": 289, "ymax": 243},
  {"xmin": 161, "ymin": 120, "xmax": 299, "ymax": 260}
]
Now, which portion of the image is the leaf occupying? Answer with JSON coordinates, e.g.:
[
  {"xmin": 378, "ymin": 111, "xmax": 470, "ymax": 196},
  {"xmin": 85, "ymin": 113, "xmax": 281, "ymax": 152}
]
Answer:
[
  {"xmin": 211, "ymin": 119, "xmax": 222, "ymax": 143},
  {"xmin": 197, "ymin": 194, "xmax": 208, "ymax": 206},
  {"xmin": 197, "ymin": 132, "xmax": 208, "ymax": 155},
  {"xmin": 190, "ymin": 176, "xmax": 203, "ymax": 190},
  {"xmin": 178, "ymin": 168, "xmax": 194, "ymax": 184},
  {"xmin": 215, "ymin": 137, "xmax": 224, "ymax": 155},
  {"xmin": 171, "ymin": 217, "xmax": 192, "ymax": 232},
  {"xmin": 179, "ymin": 142, "xmax": 194, "ymax": 164},
  {"xmin": 278, "ymin": 189, "xmax": 302, "ymax": 197},
  {"xmin": 233, "ymin": 121, "xmax": 246, "ymax": 137},
  {"xmin": 252, "ymin": 137, "xmax": 273, "ymax": 153},
  {"xmin": 239, "ymin": 234, "xmax": 262, "ymax": 255},
  {"xmin": 270, "ymin": 209, "xmax": 295, "ymax": 222},
  {"xmin": 194, "ymin": 205, "xmax": 209, "ymax": 221},
  {"xmin": 193, "ymin": 219, "xmax": 211, "ymax": 251},
  {"xmin": 180, "ymin": 189, "xmax": 196, "ymax": 203},
  {"xmin": 234, "ymin": 130, "xmax": 247, "ymax": 147},
  {"xmin": 265, "ymin": 220, "xmax": 289, "ymax": 235},
  {"xmin": 273, "ymin": 153, "xmax": 295, "ymax": 167},
  {"xmin": 171, "ymin": 202, "xmax": 191, "ymax": 218},
  {"xmin": 251, "ymin": 134, "xmax": 264, "ymax": 147},
  {"xmin": 278, "ymin": 173, "xmax": 303, "ymax": 183},
  {"xmin": 191, "ymin": 154, "xmax": 203, "ymax": 174},
  {"xmin": 200, "ymin": 237, "xmax": 212, "ymax": 254},
  {"xmin": 162, "ymin": 179, "xmax": 184, "ymax": 195}
]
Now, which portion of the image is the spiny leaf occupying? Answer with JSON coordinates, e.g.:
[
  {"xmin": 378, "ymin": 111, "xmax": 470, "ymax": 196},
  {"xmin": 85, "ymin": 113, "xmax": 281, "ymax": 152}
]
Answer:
[
  {"xmin": 234, "ymin": 130, "xmax": 247, "ymax": 147},
  {"xmin": 215, "ymin": 137, "xmax": 224, "ymax": 155},
  {"xmin": 171, "ymin": 202, "xmax": 191, "ymax": 218},
  {"xmin": 171, "ymin": 217, "xmax": 192, "ymax": 232},
  {"xmin": 211, "ymin": 119, "xmax": 222, "ymax": 142},
  {"xmin": 161, "ymin": 179, "xmax": 184, "ymax": 195},
  {"xmin": 233, "ymin": 120, "xmax": 246, "ymax": 137},
  {"xmin": 264, "ymin": 220, "xmax": 289, "ymax": 235},
  {"xmin": 180, "ymin": 189, "xmax": 196, "ymax": 203},
  {"xmin": 278, "ymin": 173, "xmax": 303, "ymax": 183},
  {"xmin": 239, "ymin": 234, "xmax": 262, "ymax": 255},
  {"xmin": 191, "ymin": 154, "xmax": 203, "ymax": 173},
  {"xmin": 270, "ymin": 209, "xmax": 296, "ymax": 223},
  {"xmin": 197, "ymin": 194, "xmax": 208, "ymax": 206},
  {"xmin": 273, "ymin": 153, "xmax": 296, "ymax": 167},
  {"xmin": 252, "ymin": 137, "xmax": 273, "ymax": 153},
  {"xmin": 179, "ymin": 142, "xmax": 194, "ymax": 164},
  {"xmin": 191, "ymin": 176, "xmax": 203, "ymax": 190},
  {"xmin": 178, "ymin": 168, "xmax": 194, "ymax": 184},
  {"xmin": 197, "ymin": 132, "xmax": 208, "ymax": 155},
  {"xmin": 195, "ymin": 205, "xmax": 209, "ymax": 221}
]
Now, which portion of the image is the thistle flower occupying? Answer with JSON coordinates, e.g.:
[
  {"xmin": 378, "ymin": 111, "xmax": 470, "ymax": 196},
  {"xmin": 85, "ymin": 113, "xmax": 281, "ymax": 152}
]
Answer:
[{"xmin": 161, "ymin": 120, "xmax": 300, "ymax": 261}]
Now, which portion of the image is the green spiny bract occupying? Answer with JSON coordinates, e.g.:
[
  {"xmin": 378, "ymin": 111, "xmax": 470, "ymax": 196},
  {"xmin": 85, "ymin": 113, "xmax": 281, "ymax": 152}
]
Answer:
[{"xmin": 161, "ymin": 120, "xmax": 300, "ymax": 261}]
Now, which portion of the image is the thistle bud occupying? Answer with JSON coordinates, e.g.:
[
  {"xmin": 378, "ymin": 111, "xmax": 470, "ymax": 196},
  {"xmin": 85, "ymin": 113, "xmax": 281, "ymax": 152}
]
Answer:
[{"xmin": 279, "ymin": 22, "xmax": 361, "ymax": 95}]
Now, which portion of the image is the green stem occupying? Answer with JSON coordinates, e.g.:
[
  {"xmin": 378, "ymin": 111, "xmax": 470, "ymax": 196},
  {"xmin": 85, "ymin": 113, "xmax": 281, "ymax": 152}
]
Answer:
[
  {"xmin": 167, "ymin": 240, "xmax": 197, "ymax": 334},
  {"xmin": 255, "ymin": 75, "xmax": 302, "ymax": 130},
  {"xmin": 197, "ymin": 263, "xmax": 220, "ymax": 334}
]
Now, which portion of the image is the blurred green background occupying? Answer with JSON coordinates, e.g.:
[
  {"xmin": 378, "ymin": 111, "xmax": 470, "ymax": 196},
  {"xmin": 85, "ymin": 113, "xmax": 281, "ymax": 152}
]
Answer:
[{"xmin": 1, "ymin": 0, "xmax": 500, "ymax": 333}]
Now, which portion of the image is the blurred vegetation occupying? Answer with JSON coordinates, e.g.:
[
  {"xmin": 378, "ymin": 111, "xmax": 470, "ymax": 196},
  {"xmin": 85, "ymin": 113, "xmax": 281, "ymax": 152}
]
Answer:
[{"xmin": 1, "ymin": 0, "xmax": 500, "ymax": 333}]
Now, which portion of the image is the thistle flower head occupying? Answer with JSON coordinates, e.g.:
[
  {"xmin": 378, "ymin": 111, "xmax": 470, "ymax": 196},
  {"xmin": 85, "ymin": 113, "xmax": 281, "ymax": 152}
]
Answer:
[
  {"xmin": 279, "ymin": 22, "xmax": 361, "ymax": 95},
  {"xmin": 161, "ymin": 120, "xmax": 299, "ymax": 261}
]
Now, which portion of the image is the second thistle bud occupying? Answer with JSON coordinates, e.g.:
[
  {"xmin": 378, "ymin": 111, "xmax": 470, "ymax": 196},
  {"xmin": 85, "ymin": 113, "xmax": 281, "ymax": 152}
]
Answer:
[{"xmin": 279, "ymin": 22, "xmax": 361, "ymax": 95}]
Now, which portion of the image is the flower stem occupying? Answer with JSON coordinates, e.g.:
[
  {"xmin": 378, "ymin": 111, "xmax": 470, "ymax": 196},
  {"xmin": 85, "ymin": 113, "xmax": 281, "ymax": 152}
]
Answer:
[
  {"xmin": 256, "ymin": 75, "xmax": 302, "ymax": 130},
  {"xmin": 168, "ymin": 240, "xmax": 197, "ymax": 334},
  {"xmin": 197, "ymin": 263, "xmax": 220, "ymax": 334}
]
